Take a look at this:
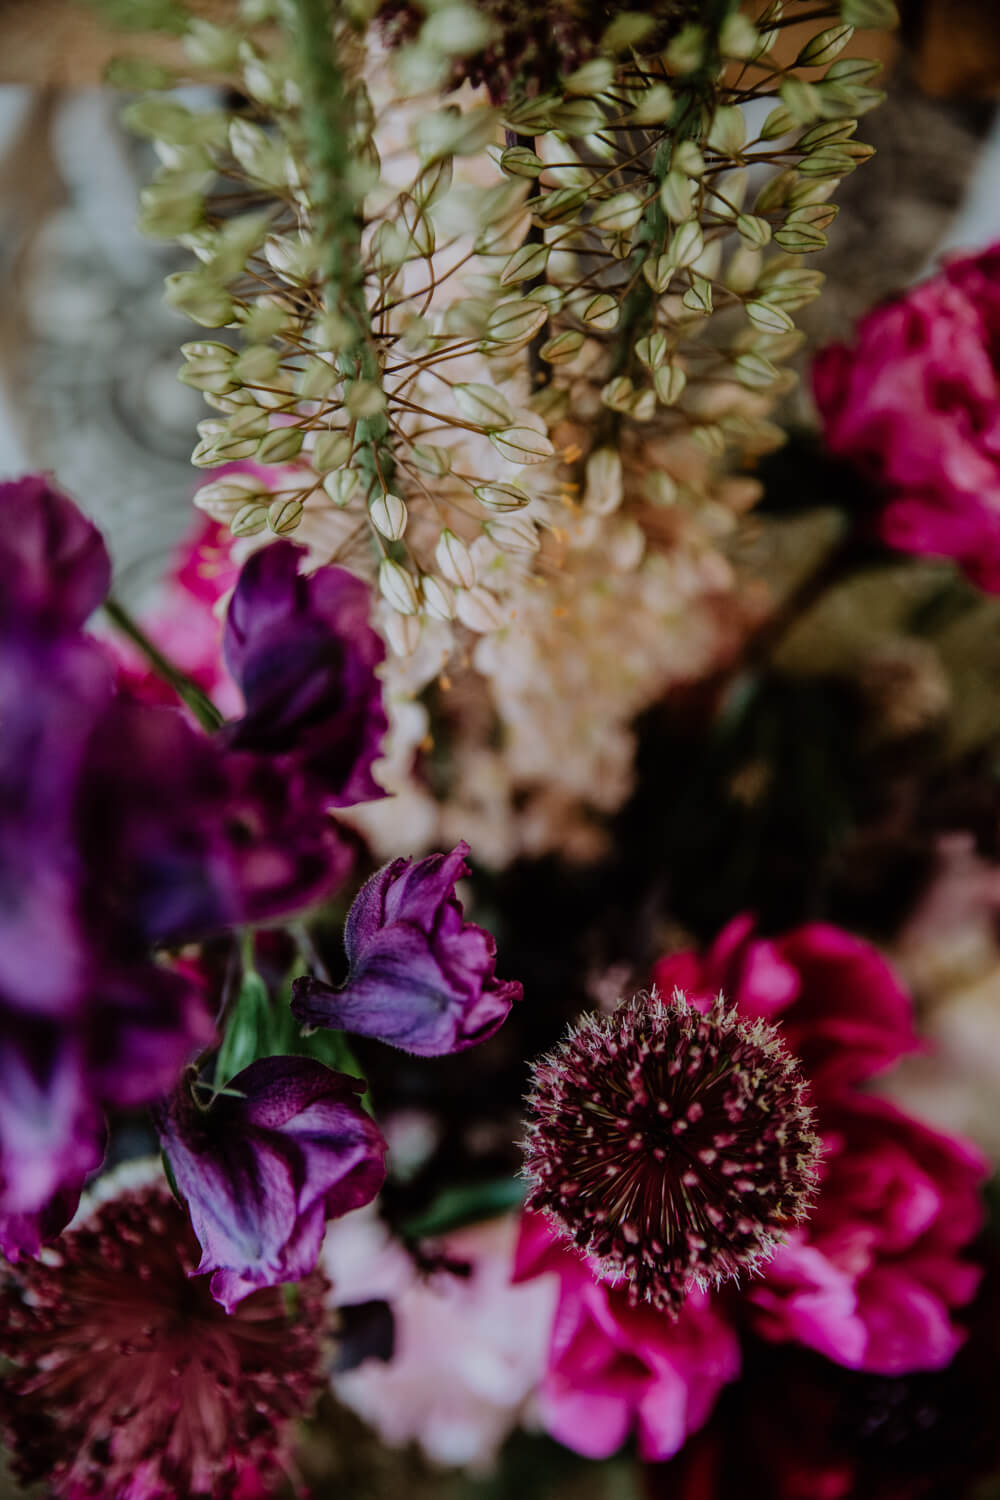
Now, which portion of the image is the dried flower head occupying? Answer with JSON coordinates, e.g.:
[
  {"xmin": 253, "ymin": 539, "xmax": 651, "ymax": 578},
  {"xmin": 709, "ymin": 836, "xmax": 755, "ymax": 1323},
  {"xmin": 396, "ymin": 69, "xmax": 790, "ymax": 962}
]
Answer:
[
  {"xmin": 522, "ymin": 987, "xmax": 821, "ymax": 1314},
  {"xmin": 0, "ymin": 1171, "xmax": 328, "ymax": 1499}
]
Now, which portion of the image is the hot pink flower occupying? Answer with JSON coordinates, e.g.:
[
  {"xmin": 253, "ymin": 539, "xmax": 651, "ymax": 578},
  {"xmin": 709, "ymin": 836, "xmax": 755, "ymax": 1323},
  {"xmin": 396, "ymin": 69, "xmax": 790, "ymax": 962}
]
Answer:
[
  {"xmin": 106, "ymin": 513, "xmax": 242, "ymax": 717},
  {"xmin": 513, "ymin": 1211, "xmax": 741, "ymax": 1462},
  {"xmin": 652, "ymin": 914, "xmax": 921, "ymax": 1105},
  {"xmin": 748, "ymin": 1094, "xmax": 986, "ymax": 1374},
  {"xmin": 655, "ymin": 918, "xmax": 987, "ymax": 1374},
  {"xmin": 515, "ymin": 918, "xmax": 987, "ymax": 1463},
  {"xmin": 812, "ymin": 243, "xmax": 1000, "ymax": 591}
]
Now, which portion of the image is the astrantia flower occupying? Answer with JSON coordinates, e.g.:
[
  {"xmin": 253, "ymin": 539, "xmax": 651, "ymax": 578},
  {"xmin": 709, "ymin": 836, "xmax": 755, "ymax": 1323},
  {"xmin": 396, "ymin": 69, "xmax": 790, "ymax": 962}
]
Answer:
[
  {"xmin": 0, "ymin": 1172, "xmax": 328, "ymax": 1499},
  {"xmin": 221, "ymin": 539, "xmax": 387, "ymax": 808},
  {"xmin": 522, "ymin": 988, "xmax": 821, "ymax": 1314},
  {"xmin": 813, "ymin": 242, "xmax": 1000, "ymax": 592},
  {"xmin": 155, "ymin": 1057, "xmax": 387, "ymax": 1311},
  {"xmin": 292, "ymin": 842, "xmax": 521, "ymax": 1055}
]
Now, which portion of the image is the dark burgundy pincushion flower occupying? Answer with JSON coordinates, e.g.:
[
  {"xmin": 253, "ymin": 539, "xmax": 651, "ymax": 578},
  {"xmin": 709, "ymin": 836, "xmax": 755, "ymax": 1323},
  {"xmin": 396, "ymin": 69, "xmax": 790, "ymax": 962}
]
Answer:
[
  {"xmin": 221, "ymin": 540, "xmax": 387, "ymax": 807},
  {"xmin": 522, "ymin": 989, "xmax": 821, "ymax": 1315},
  {"xmin": 155, "ymin": 1057, "xmax": 386, "ymax": 1311},
  {"xmin": 812, "ymin": 242, "xmax": 1000, "ymax": 592},
  {"xmin": 0, "ymin": 474, "xmax": 110, "ymax": 631},
  {"xmin": 654, "ymin": 918, "xmax": 987, "ymax": 1374},
  {"xmin": 291, "ymin": 841, "xmax": 522, "ymax": 1055},
  {"xmin": 0, "ymin": 1174, "xmax": 328, "ymax": 1499}
]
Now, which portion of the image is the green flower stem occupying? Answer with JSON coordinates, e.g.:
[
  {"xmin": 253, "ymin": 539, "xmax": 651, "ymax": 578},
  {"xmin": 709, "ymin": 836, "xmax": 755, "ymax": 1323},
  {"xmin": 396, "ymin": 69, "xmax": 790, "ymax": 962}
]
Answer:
[
  {"xmin": 286, "ymin": 0, "xmax": 394, "ymax": 498},
  {"xmin": 103, "ymin": 596, "xmax": 224, "ymax": 732}
]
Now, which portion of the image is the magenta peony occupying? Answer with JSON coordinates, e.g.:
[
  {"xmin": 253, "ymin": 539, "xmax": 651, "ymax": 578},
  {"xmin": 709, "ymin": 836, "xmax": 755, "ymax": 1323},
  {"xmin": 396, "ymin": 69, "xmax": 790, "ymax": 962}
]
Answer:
[
  {"xmin": 813, "ymin": 243, "xmax": 1000, "ymax": 591},
  {"xmin": 513, "ymin": 1211, "xmax": 741, "ymax": 1462},
  {"xmin": 654, "ymin": 918, "xmax": 987, "ymax": 1374}
]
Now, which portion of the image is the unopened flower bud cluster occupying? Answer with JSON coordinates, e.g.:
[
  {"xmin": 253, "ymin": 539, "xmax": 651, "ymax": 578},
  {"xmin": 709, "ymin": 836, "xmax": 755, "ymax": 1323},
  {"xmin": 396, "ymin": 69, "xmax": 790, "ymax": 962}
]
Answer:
[{"xmin": 125, "ymin": 0, "xmax": 892, "ymax": 662}]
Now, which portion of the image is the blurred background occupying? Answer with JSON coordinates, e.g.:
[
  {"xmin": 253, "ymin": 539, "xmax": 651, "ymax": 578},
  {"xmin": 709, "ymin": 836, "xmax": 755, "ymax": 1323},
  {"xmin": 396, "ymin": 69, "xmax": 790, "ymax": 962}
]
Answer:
[{"xmin": 3, "ymin": 3, "xmax": 1000, "ymax": 1497}]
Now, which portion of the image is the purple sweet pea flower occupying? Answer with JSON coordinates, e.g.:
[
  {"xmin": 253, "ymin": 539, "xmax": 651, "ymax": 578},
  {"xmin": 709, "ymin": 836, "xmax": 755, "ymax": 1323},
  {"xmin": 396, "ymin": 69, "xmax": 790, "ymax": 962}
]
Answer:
[
  {"xmin": 155, "ymin": 1057, "xmax": 387, "ymax": 1311},
  {"xmin": 78, "ymin": 697, "xmax": 354, "ymax": 948},
  {"xmin": 221, "ymin": 541, "xmax": 388, "ymax": 807},
  {"xmin": 291, "ymin": 842, "xmax": 522, "ymax": 1056},
  {"xmin": 0, "ymin": 474, "xmax": 110, "ymax": 631}
]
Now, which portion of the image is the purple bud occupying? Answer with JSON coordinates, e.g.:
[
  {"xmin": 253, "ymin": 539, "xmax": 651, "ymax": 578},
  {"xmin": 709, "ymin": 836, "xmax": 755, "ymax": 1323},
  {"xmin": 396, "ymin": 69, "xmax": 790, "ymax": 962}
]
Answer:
[
  {"xmin": 156, "ymin": 1056, "xmax": 387, "ymax": 1311},
  {"xmin": 0, "ymin": 475, "xmax": 110, "ymax": 631},
  {"xmin": 221, "ymin": 542, "xmax": 388, "ymax": 808},
  {"xmin": 522, "ymin": 988, "xmax": 822, "ymax": 1315},
  {"xmin": 291, "ymin": 842, "xmax": 522, "ymax": 1056}
]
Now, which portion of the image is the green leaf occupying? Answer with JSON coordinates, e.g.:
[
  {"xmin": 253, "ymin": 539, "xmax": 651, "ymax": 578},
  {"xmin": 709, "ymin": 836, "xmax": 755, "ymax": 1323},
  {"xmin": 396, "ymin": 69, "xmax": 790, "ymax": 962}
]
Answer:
[
  {"xmin": 402, "ymin": 1178, "xmax": 527, "ymax": 1239},
  {"xmin": 214, "ymin": 969, "xmax": 285, "ymax": 1085}
]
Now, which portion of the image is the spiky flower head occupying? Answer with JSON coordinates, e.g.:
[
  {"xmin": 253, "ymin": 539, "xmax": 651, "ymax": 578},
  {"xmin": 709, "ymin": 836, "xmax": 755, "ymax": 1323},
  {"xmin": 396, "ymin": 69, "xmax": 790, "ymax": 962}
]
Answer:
[
  {"xmin": 522, "ymin": 987, "xmax": 821, "ymax": 1314},
  {"xmin": 0, "ymin": 1169, "xmax": 328, "ymax": 1499}
]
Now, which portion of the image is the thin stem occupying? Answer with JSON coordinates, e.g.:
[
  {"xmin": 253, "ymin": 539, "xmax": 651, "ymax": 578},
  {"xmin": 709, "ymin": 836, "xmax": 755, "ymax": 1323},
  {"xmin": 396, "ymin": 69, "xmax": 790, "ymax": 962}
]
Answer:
[
  {"xmin": 286, "ymin": 0, "xmax": 394, "ymax": 497},
  {"xmin": 103, "ymin": 597, "xmax": 224, "ymax": 732}
]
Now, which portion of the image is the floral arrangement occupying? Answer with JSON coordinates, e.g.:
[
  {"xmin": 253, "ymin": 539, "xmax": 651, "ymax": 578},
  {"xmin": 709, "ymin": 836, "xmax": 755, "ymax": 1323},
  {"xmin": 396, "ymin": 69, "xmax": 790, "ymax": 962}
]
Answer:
[{"xmin": 8, "ymin": 0, "xmax": 1000, "ymax": 1497}]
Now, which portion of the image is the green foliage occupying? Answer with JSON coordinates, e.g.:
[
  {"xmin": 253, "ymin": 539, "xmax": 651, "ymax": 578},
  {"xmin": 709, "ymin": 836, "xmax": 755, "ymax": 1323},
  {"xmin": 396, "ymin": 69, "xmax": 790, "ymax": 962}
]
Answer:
[
  {"xmin": 214, "ymin": 953, "xmax": 369, "ymax": 1098},
  {"xmin": 401, "ymin": 1178, "xmax": 527, "ymax": 1240}
]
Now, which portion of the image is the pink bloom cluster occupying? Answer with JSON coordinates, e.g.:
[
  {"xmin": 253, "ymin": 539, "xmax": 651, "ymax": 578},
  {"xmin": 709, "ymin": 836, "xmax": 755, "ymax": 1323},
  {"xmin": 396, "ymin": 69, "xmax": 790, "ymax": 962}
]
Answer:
[
  {"xmin": 515, "ymin": 918, "xmax": 987, "ymax": 1462},
  {"xmin": 813, "ymin": 242, "xmax": 1000, "ymax": 591}
]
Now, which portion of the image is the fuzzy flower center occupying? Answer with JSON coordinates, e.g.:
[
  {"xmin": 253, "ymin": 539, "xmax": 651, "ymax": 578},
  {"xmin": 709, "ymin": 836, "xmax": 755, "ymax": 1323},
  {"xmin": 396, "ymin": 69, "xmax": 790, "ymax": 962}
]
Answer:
[
  {"xmin": 0, "ymin": 1181, "xmax": 327, "ymax": 1500},
  {"xmin": 522, "ymin": 988, "xmax": 821, "ymax": 1313}
]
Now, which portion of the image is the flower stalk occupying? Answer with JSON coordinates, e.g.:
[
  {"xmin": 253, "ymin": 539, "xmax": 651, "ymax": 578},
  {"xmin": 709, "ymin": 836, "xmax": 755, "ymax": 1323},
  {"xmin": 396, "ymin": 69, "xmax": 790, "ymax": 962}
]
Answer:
[{"xmin": 103, "ymin": 595, "xmax": 224, "ymax": 731}]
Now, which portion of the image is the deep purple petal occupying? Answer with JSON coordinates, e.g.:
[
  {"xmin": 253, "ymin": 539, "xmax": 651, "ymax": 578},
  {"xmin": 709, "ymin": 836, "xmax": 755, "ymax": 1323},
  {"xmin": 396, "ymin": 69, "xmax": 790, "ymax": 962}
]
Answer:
[
  {"xmin": 296, "ymin": 844, "xmax": 519, "ymax": 1056},
  {"xmin": 343, "ymin": 858, "xmax": 407, "ymax": 962},
  {"xmin": 156, "ymin": 1058, "xmax": 386, "ymax": 1309},
  {"xmin": 221, "ymin": 542, "xmax": 387, "ymax": 808},
  {"xmin": 0, "ymin": 474, "xmax": 111, "ymax": 631}
]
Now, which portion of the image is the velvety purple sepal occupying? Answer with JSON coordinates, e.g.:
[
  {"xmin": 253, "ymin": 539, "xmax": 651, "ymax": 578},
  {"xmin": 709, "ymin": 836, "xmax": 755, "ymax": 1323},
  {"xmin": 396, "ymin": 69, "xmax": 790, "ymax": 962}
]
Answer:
[
  {"xmin": 156, "ymin": 1056, "xmax": 386, "ymax": 1311},
  {"xmin": 291, "ymin": 842, "xmax": 522, "ymax": 1056},
  {"xmin": 221, "ymin": 541, "xmax": 388, "ymax": 807}
]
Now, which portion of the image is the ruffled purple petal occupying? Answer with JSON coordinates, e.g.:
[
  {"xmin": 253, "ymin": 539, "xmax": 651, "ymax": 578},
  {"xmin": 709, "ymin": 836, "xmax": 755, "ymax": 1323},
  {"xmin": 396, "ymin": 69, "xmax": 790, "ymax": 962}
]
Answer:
[
  {"xmin": 293, "ymin": 844, "xmax": 520, "ymax": 1057},
  {"xmin": 221, "ymin": 542, "xmax": 387, "ymax": 808},
  {"xmin": 156, "ymin": 1057, "xmax": 386, "ymax": 1311}
]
